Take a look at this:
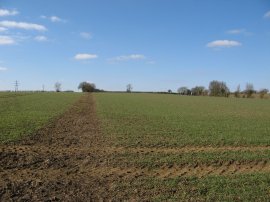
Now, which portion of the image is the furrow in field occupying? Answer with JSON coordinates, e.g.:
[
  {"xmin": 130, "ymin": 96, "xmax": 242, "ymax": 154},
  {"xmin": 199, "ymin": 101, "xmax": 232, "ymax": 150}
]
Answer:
[
  {"xmin": 88, "ymin": 160, "xmax": 270, "ymax": 178},
  {"xmin": 107, "ymin": 145, "xmax": 270, "ymax": 154},
  {"xmin": 0, "ymin": 145, "xmax": 270, "ymax": 159},
  {"xmin": 3, "ymin": 144, "xmax": 270, "ymax": 157}
]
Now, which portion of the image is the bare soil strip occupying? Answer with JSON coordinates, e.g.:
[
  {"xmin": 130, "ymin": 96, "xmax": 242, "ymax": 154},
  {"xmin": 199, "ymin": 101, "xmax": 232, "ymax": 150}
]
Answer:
[
  {"xmin": 1, "ymin": 94, "xmax": 270, "ymax": 201},
  {"xmin": 86, "ymin": 160, "xmax": 270, "ymax": 179},
  {"xmin": 3, "ymin": 143, "xmax": 269, "ymax": 157},
  {"xmin": 108, "ymin": 145, "xmax": 270, "ymax": 154}
]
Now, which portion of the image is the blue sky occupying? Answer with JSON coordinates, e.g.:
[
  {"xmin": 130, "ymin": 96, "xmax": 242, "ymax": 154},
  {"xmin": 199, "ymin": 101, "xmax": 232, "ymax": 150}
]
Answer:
[{"xmin": 0, "ymin": 0, "xmax": 270, "ymax": 92}]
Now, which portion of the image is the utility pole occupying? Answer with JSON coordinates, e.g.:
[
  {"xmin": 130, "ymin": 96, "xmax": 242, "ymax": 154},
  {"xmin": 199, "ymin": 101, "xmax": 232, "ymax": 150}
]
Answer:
[
  {"xmin": 42, "ymin": 84, "xmax": 45, "ymax": 92},
  {"xmin": 14, "ymin": 80, "xmax": 19, "ymax": 92}
]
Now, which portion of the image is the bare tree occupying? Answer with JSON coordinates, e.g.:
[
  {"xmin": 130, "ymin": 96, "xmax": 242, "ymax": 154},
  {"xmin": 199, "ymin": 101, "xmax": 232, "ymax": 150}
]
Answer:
[
  {"xmin": 203, "ymin": 89, "xmax": 209, "ymax": 96},
  {"xmin": 209, "ymin": 80, "xmax": 230, "ymax": 97},
  {"xmin": 126, "ymin": 84, "xmax": 133, "ymax": 93},
  {"xmin": 191, "ymin": 86, "xmax": 205, "ymax": 96},
  {"xmin": 245, "ymin": 83, "xmax": 255, "ymax": 98},
  {"xmin": 55, "ymin": 82, "xmax": 61, "ymax": 92},
  {"xmin": 177, "ymin": 87, "xmax": 189, "ymax": 95},
  {"xmin": 234, "ymin": 84, "xmax": 241, "ymax": 98}
]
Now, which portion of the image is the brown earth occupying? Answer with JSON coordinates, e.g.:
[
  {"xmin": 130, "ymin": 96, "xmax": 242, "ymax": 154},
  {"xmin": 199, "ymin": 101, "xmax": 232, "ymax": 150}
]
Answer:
[{"xmin": 1, "ymin": 94, "xmax": 270, "ymax": 201}]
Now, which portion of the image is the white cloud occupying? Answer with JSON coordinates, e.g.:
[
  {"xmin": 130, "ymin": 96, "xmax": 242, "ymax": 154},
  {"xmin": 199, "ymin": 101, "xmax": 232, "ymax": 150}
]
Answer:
[
  {"xmin": 264, "ymin": 11, "xmax": 270, "ymax": 18},
  {"xmin": 0, "ymin": 21, "xmax": 46, "ymax": 31},
  {"xmin": 0, "ymin": 35, "xmax": 15, "ymax": 45},
  {"xmin": 50, "ymin": 16, "xmax": 64, "ymax": 22},
  {"xmin": 207, "ymin": 40, "xmax": 241, "ymax": 48},
  {"xmin": 34, "ymin": 35, "xmax": 47, "ymax": 42},
  {"xmin": 227, "ymin": 29, "xmax": 245, "ymax": 34},
  {"xmin": 41, "ymin": 15, "xmax": 66, "ymax": 23},
  {"xmin": 80, "ymin": 32, "xmax": 92, "ymax": 39},
  {"xmin": 74, "ymin": 53, "xmax": 98, "ymax": 60},
  {"xmin": 0, "ymin": 27, "xmax": 7, "ymax": 32},
  {"xmin": 0, "ymin": 67, "xmax": 7, "ymax": 71},
  {"xmin": 0, "ymin": 9, "xmax": 18, "ymax": 17},
  {"xmin": 110, "ymin": 54, "xmax": 146, "ymax": 62}
]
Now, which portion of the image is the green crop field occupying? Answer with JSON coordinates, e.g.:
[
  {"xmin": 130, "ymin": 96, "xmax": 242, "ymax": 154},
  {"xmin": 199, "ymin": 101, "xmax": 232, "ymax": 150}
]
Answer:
[
  {"xmin": 0, "ymin": 92, "xmax": 81, "ymax": 142},
  {"xmin": 95, "ymin": 93, "xmax": 270, "ymax": 147},
  {"xmin": 95, "ymin": 93, "xmax": 270, "ymax": 201}
]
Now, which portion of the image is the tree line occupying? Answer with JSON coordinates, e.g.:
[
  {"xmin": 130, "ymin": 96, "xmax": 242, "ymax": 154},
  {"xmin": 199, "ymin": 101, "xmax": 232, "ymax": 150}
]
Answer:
[
  {"xmin": 177, "ymin": 80, "xmax": 269, "ymax": 98},
  {"xmin": 53, "ymin": 80, "xmax": 269, "ymax": 99}
]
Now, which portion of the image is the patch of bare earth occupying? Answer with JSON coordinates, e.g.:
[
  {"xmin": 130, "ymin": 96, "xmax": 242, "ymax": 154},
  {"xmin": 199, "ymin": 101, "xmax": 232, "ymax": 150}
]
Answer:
[
  {"xmin": 88, "ymin": 160, "xmax": 270, "ymax": 179},
  {"xmin": 1, "ymin": 94, "xmax": 270, "ymax": 201}
]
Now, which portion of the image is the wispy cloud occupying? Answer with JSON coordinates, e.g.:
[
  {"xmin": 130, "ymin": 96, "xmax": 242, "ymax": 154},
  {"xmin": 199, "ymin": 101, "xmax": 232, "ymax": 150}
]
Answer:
[
  {"xmin": 264, "ymin": 11, "xmax": 270, "ymax": 18},
  {"xmin": 0, "ymin": 35, "xmax": 15, "ymax": 45},
  {"xmin": 226, "ymin": 29, "xmax": 252, "ymax": 36},
  {"xmin": 41, "ymin": 15, "xmax": 66, "ymax": 23},
  {"xmin": 0, "ymin": 27, "xmax": 7, "ymax": 32},
  {"xmin": 80, "ymin": 32, "xmax": 92, "ymax": 39},
  {"xmin": 0, "ymin": 9, "xmax": 18, "ymax": 17},
  {"xmin": 207, "ymin": 40, "xmax": 241, "ymax": 48},
  {"xmin": 74, "ymin": 53, "xmax": 98, "ymax": 60},
  {"xmin": 0, "ymin": 66, "xmax": 8, "ymax": 71},
  {"xmin": 227, "ymin": 29, "xmax": 244, "ymax": 34},
  {"xmin": 0, "ymin": 21, "xmax": 46, "ymax": 31},
  {"xmin": 109, "ymin": 54, "xmax": 146, "ymax": 62},
  {"xmin": 34, "ymin": 35, "xmax": 48, "ymax": 42},
  {"xmin": 147, "ymin": 61, "xmax": 156, "ymax": 64}
]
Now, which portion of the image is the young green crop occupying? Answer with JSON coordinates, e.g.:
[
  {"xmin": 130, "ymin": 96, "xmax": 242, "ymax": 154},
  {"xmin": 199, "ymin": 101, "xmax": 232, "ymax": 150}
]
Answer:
[
  {"xmin": 113, "ymin": 174, "xmax": 270, "ymax": 201},
  {"xmin": 0, "ymin": 92, "xmax": 81, "ymax": 142},
  {"xmin": 95, "ymin": 93, "xmax": 270, "ymax": 147},
  {"xmin": 95, "ymin": 93, "xmax": 270, "ymax": 201}
]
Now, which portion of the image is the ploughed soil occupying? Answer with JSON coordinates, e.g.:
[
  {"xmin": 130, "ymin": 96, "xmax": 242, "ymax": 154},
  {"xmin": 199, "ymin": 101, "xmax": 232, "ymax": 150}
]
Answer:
[{"xmin": 1, "ymin": 94, "xmax": 270, "ymax": 201}]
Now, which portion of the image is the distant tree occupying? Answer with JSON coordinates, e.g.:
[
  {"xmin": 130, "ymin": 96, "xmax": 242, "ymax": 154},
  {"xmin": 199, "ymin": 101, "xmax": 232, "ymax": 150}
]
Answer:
[
  {"xmin": 168, "ymin": 89, "xmax": 172, "ymax": 93},
  {"xmin": 209, "ymin": 80, "xmax": 230, "ymax": 97},
  {"xmin": 177, "ymin": 87, "xmax": 189, "ymax": 95},
  {"xmin": 259, "ymin": 88, "xmax": 269, "ymax": 99},
  {"xmin": 191, "ymin": 86, "xmax": 205, "ymax": 96},
  {"xmin": 234, "ymin": 84, "xmax": 241, "ymax": 98},
  {"xmin": 78, "ymin": 82, "xmax": 96, "ymax": 92},
  {"xmin": 245, "ymin": 83, "xmax": 255, "ymax": 98},
  {"xmin": 54, "ymin": 82, "xmax": 61, "ymax": 92},
  {"xmin": 126, "ymin": 84, "xmax": 133, "ymax": 93},
  {"xmin": 203, "ymin": 89, "xmax": 209, "ymax": 96}
]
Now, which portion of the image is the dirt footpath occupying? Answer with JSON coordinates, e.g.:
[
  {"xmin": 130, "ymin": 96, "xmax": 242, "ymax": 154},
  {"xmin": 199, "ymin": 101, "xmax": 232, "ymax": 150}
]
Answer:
[{"xmin": 0, "ymin": 94, "xmax": 116, "ymax": 201}]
